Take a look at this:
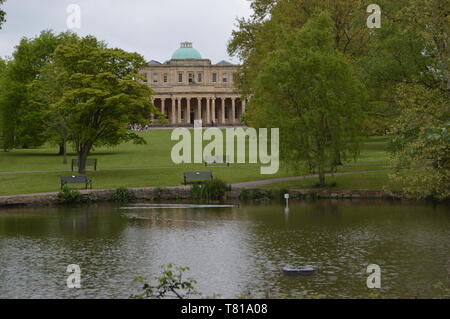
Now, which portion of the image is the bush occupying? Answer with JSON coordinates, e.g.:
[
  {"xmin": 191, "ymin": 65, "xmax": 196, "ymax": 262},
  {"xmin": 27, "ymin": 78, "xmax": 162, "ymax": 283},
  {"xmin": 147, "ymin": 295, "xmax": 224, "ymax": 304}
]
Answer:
[
  {"xmin": 191, "ymin": 178, "xmax": 228, "ymax": 201},
  {"xmin": 58, "ymin": 186, "xmax": 82, "ymax": 204},
  {"xmin": 130, "ymin": 264, "xmax": 199, "ymax": 299},
  {"xmin": 111, "ymin": 187, "xmax": 135, "ymax": 203}
]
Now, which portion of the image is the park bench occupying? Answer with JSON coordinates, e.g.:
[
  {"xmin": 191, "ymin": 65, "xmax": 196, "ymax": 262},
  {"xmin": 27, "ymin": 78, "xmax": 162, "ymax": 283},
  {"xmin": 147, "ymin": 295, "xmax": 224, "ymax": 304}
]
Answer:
[
  {"xmin": 183, "ymin": 171, "xmax": 213, "ymax": 185},
  {"xmin": 204, "ymin": 155, "xmax": 230, "ymax": 167},
  {"xmin": 60, "ymin": 175, "xmax": 92, "ymax": 189},
  {"xmin": 71, "ymin": 158, "xmax": 98, "ymax": 172}
]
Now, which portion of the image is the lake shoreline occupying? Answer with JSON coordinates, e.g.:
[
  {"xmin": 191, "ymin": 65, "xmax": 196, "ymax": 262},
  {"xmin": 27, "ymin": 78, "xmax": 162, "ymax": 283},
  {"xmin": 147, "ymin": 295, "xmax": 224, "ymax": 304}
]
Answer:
[{"xmin": 0, "ymin": 187, "xmax": 413, "ymax": 208}]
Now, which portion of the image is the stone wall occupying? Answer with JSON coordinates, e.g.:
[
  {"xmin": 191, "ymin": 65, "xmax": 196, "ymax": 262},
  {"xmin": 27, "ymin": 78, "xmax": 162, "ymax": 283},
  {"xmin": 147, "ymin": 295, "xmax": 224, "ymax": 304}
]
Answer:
[
  {"xmin": 0, "ymin": 187, "xmax": 241, "ymax": 208},
  {"xmin": 0, "ymin": 187, "xmax": 404, "ymax": 208}
]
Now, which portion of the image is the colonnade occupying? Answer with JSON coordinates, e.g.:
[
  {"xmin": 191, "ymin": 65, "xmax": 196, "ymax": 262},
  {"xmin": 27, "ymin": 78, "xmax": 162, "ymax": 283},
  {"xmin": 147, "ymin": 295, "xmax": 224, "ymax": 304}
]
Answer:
[{"xmin": 151, "ymin": 96, "xmax": 246, "ymax": 125}]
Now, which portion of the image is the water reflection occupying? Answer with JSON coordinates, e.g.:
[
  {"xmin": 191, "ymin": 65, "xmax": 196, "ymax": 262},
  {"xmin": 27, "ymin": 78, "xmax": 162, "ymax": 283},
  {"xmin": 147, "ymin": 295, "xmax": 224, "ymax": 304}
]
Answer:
[{"xmin": 0, "ymin": 201, "xmax": 449, "ymax": 299}]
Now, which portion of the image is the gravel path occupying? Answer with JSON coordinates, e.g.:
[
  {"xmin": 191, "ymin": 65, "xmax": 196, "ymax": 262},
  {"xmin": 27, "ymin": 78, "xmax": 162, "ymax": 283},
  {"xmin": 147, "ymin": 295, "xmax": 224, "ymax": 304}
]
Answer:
[{"xmin": 231, "ymin": 170, "xmax": 386, "ymax": 188}]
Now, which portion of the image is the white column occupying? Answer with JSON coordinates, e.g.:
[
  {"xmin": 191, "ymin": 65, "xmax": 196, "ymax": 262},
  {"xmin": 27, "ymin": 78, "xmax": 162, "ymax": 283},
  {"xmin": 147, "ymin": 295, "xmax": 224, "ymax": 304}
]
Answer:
[
  {"xmin": 171, "ymin": 98, "xmax": 176, "ymax": 124},
  {"xmin": 221, "ymin": 98, "xmax": 225, "ymax": 124},
  {"xmin": 186, "ymin": 98, "xmax": 191, "ymax": 124},
  {"xmin": 197, "ymin": 98, "xmax": 202, "ymax": 121},
  {"xmin": 177, "ymin": 98, "xmax": 182, "ymax": 124},
  {"xmin": 242, "ymin": 99, "xmax": 246, "ymax": 114},
  {"xmin": 206, "ymin": 98, "xmax": 211, "ymax": 123},
  {"xmin": 231, "ymin": 97, "xmax": 236, "ymax": 124},
  {"xmin": 212, "ymin": 98, "xmax": 216, "ymax": 124}
]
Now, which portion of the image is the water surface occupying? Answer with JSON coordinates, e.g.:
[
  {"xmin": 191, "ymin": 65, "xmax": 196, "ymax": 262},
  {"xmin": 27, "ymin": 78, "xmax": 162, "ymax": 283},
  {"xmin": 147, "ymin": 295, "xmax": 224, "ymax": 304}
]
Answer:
[{"xmin": 0, "ymin": 200, "xmax": 449, "ymax": 299}]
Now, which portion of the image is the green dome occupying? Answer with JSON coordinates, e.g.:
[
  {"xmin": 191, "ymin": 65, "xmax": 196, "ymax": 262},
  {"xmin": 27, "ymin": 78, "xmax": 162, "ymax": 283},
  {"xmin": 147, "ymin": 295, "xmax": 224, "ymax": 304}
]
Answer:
[{"xmin": 171, "ymin": 42, "xmax": 202, "ymax": 60}]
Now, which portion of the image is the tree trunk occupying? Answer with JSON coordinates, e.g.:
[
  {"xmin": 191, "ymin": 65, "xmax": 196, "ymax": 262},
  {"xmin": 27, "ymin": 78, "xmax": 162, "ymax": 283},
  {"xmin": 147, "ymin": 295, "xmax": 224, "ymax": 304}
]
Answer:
[
  {"xmin": 318, "ymin": 170, "xmax": 326, "ymax": 187},
  {"xmin": 62, "ymin": 138, "xmax": 68, "ymax": 165},
  {"xmin": 77, "ymin": 143, "xmax": 92, "ymax": 174},
  {"xmin": 58, "ymin": 144, "xmax": 65, "ymax": 156}
]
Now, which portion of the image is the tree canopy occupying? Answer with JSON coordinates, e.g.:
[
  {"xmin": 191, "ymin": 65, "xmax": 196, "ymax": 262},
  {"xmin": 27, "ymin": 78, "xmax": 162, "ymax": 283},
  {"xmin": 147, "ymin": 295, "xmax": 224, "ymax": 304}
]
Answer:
[
  {"xmin": 0, "ymin": 31, "xmax": 80, "ymax": 149},
  {"xmin": 1, "ymin": 31, "xmax": 154, "ymax": 173},
  {"xmin": 0, "ymin": 0, "xmax": 6, "ymax": 29},
  {"xmin": 230, "ymin": 0, "xmax": 449, "ymax": 198},
  {"xmin": 247, "ymin": 12, "xmax": 367, "ymax": 186},
  {"xmin": 31, "ymin": 34, "xmax": 153, "ymax": 173}
]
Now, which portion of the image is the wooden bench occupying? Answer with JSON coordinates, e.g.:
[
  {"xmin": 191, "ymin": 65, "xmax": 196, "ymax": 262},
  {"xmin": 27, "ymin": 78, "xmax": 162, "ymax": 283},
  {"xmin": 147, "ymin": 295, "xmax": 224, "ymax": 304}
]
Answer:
[
  {"xmin": 183, "ymin": 171, "xmax": 213, "ymax": 185},
  {"xmin": 60, "ymin": 175, "xmax": 92, "ymax": 189},
  {"xmin": 204, "ymin": 155, "xmax": 230, "ymax": 167},
  {"xmin": 71, "ymin": 158, "xmax": 98, "ymax": 172}
]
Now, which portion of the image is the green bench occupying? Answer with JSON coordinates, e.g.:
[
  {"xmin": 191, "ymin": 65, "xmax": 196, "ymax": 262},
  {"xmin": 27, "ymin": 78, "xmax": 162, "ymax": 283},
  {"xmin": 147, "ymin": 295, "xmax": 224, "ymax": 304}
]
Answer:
[
  {"xmin": 60, "ymin": 175, "xmax": 92, "ymax": 189},
  {"xmin": 71, "ymin": 158, "xmax": 98, "ymax": 172},
  {"xmin": 183, "ymin": 171, "xmax": 213, "ymax": 185}
]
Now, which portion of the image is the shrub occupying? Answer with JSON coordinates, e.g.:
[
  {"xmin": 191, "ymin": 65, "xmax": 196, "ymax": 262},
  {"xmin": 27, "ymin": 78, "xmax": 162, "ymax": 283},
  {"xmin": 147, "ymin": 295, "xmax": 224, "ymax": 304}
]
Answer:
[
  {"xmin": 111, "ymin": 187, "xmax": 135, "ymax": 203},
  {"xmin": 58, "ymin": 186, "xmax": 82, "ymax": 204},
  {"xmin": 130, "ymin": 264, "xmax": 199, "ymax": 299},
  {"xmin": 83, "ymin": 193, "xmax": 98, "ymax": 204},
  {"xmin": 240, "ymin": 189, "xmax": 250, "ymax": 200},
  {"xmin": 191, "ymin": 178, "xmax": 228, "ymax": 201}
]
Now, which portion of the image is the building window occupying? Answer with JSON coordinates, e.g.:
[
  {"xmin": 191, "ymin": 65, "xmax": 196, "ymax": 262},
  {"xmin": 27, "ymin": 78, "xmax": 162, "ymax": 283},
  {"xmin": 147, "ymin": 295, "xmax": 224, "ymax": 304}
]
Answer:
[
  {"xmin": 178, "ymin": 72, "xmax": 183, "ymax": 83},
  {"xmin": 188, "ymin": 72, "xmax": 194, "ymax": 84},
  {"xmin": 212, "ymin": 73, "xmax": 217, "ymax": 83},
  {"xmin": 197, "ymin": 72, "xmax": 203, "ymax": 83},
  {"xmin": 143, "ymin": 73, "xmax": 148, "ymax": 82},
  {"xmin": 163, "ymin": 73, "xmax": 168, "ymax": 83},
  {"xmin": 152, "ymin": 73, "xmax": 158, "ymax": 83},
  {"xmin": 223, "ymin": 73, "xmax": 228, "ymax": 83}
]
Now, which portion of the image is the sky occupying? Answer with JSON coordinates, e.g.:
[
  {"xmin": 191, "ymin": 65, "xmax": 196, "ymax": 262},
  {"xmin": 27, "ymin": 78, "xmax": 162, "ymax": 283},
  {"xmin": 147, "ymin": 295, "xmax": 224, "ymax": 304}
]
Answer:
[{"xmin": 0, "ymin": 0, "xmax": 253, "ymax": 64}]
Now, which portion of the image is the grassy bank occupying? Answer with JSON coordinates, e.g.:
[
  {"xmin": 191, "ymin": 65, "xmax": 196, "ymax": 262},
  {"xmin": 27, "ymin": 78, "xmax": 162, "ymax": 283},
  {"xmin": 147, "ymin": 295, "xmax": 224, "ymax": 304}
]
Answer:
[{"xmin": 0, "ymin": 130, "xmax": 392, "ymax": 196}]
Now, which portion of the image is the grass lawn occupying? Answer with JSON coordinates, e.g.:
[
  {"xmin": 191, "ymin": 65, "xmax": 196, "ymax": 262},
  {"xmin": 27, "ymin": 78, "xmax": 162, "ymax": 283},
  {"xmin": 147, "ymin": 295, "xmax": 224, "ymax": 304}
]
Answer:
[
  {"xmin": 259, "ymin": 171, "xmax": 395, "ymax": 191},
  {"xmin": 0, "ymin": 130, "xmax": 391, "ymax": 196}
]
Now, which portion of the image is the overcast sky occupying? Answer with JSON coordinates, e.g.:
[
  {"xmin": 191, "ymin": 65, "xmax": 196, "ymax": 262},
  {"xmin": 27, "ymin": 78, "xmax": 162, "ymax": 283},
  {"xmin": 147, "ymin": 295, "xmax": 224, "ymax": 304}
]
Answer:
[{"xmin": 0, "ymin": 0, "xmax": 253, "ymax": 64}]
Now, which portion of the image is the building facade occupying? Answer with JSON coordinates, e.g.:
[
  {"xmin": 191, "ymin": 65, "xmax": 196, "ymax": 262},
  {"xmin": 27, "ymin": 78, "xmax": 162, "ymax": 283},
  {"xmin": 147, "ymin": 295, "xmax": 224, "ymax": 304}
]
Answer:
[{"xmin": 140, "ymin": 42, "xmax": 245, "ymax": 126}]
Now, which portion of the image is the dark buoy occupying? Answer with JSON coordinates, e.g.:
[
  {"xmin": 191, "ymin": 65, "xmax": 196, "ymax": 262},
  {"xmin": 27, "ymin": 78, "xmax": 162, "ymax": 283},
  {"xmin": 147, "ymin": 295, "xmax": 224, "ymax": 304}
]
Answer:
[{"xmin": 283, "ymin": 267, "xmax": 316, "ymax": 276}]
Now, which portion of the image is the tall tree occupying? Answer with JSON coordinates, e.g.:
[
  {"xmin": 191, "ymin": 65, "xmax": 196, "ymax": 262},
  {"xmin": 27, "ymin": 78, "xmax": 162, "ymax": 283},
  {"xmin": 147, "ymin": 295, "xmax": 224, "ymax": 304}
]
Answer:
[
  {"xmin": 36, "ymin": 35, "xmax": 153, "ymax": 173},
  {"xmin": 228, "ymin": 0, "xmax": 402, "ymax": 137},
  {"xmin": 228, "ymin": 0, "xmax": 372, "ymax": 93},
  {"xmin": 389, "ymin": 84, "xmax": 449, "ymax": 200},
  {"xmin": 375, "ymin": 0, "xmax": 450, "ymax": 199},
  {"xmin": 0, "ymin": 0, "xmax": 6, "ymax": 29},
  {"xmin": 0, "ymin": 31, "xmax": 78, "ymax": 149},
  {"xmin": 0, "ymin": 57, "xmax": 7, "ymax": 151},
  {"xmin": 247, "ymin": 12, "xmax": 367, "ymax": 186}
]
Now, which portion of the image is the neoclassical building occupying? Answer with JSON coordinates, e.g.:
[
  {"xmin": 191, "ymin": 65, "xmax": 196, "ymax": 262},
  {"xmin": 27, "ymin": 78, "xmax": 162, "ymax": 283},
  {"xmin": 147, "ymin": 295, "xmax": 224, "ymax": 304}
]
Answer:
[{"xmin": 140, "ymin": 42, "xmax": 245, "ymax": 126}]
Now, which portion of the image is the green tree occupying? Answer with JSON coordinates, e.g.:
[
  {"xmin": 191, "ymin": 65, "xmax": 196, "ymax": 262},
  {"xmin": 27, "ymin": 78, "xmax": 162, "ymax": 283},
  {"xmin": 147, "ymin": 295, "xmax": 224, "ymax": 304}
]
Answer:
[
  {"xmin": 229, "ymin": 0, "xmax": 433, "ymax": 134},
  {"xmin": 0, "ymin": 31, "xmax": 78, "ymax": 149},
  {"xmin": 247, "ymin": 12, "xmax": 367, "ymax": 186},
  {"xmin": 228, "ymin": 0, "xmax": 372, "ymax": 94},
  {"xmin": 367, "ymin": 0, "xmax": 450, "ymax": 199},
  {"xmin": 389, "ymin": 85, "xmax": 449, "ymax": 200},
  {"xmin": 0, "ymin": 57, "xmax": 7, "ymax": 150},
  {"xmin": 37, "ymin": 35, "xmax": 153, "ymax": 173},
  {"xmin": 0, "ymin": 0, "xmax": 6, "ymax": 29}
]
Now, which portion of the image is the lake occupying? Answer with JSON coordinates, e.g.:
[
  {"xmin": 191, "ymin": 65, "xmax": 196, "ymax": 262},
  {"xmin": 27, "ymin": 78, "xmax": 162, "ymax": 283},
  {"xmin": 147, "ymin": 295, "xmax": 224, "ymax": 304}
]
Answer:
[{"xmin": 0, "ymin": 200, "xmax": 449, "ymax": 299}]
